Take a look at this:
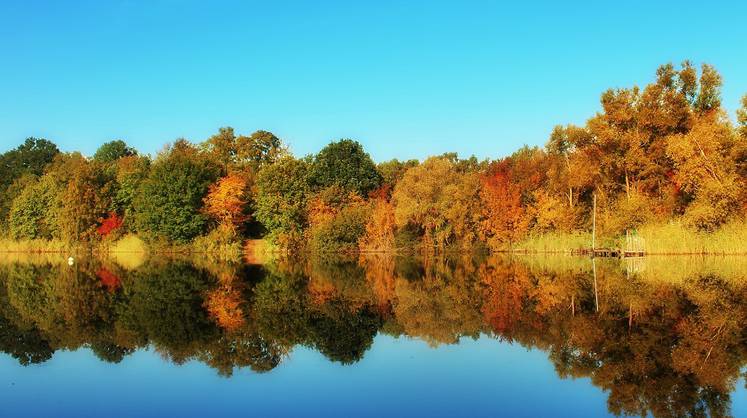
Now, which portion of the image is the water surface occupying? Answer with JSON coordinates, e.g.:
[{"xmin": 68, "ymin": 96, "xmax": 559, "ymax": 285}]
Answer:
[{"xmin": 0, "ymin": 253, "xmax": 745, "ymax": 417}]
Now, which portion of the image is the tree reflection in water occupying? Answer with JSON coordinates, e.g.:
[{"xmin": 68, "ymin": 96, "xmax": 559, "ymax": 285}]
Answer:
[{"xmin": 0, "ymin": 253, "xmax": 746, "ymax": 417}]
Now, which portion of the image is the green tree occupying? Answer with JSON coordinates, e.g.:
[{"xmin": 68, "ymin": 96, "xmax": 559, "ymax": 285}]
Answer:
[
  {"xmin": 309, "ymin": 139, "xmax": 382, "ymax": 196},
  {"xmin": 134, "ymin": 140, "xmax": 221, "ymax": 242},
  {"xmin": 254, "ymin": 156, "xmax": 311, "ymax": 246},
  {"xmin": 0, "ymin": 138, "xmax": 59, "ymax": 232},
  {"xmin": 203, "ymin": 127, "xmax": 286, "ymax": 171},
  {"xmin": 237, "ymin": 130, "xmax": 286, "ymax": 170},
  {"xmin": 9, "ymin": 175, "xmax": 62, "ymax": 240},
  {"xmin": 112, "ymin": 155, "xmax": 151, "ymax": 228},
  {"xmin": 93, "ymin": 140, "xmax": 137, "ymax": 163}
]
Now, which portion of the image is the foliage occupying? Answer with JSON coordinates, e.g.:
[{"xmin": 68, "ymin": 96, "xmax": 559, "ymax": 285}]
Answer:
[
  {"xmin": 93, "ymin": 140, "xmax": 137, "ymax": 163},
  {"xmin": 97, "ymin": 212, "xmax": 124, "ymax": 237},
  {"xmin": 54, "ymin": 154, "xmax": 109, "ymax": 242},
  {"xmin": 112, "ymin": 155, "xmax": 150, "ymax": 228},
  {"xmin": 0, "ymin": 61, "xmax": 746, "ymax": 254},
  {"xmin": 309, "ymin": 139, "xmax": 382, "ymax": 196},
  {"xmin": 254, "ymin": 157, "xmax": 311, "ymax": 246},
  {"xmin": 203, "ymin": 172, "xmax": 252, "ymax": 232},
  {"xmin": 9, "ymin": 175, "xmax": 61, "ymax": 240},
  {"xmin": 134, "ymin": 140, "xmax": 221, "ymax": 243},
  {"xmin": 192, "ymin": 224, "xmax": 243, "ymax": 262},
  {"xmin": 359, "ymin": 199, "xmax": 397, "ymax": 251},
  {"xmin": 0, "ymin": 138, "xmax": 59, "ymax": 231},
  {"xmin": 479, "ymin": 160, "xmax": 528, "ymax": 249},
  {"xmin": 202, "ymin": 127, "xmax": 286, "ymax": 170},
  {"xmin": 392, "ymin": 157, "xmax": 481, "ymax": 249},
  {"xmin": 308, "ymin": 201, "xmax": 371, "ymax": 253}
]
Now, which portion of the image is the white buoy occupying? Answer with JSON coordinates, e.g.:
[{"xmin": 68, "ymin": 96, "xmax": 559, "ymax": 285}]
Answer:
[{"xmin": 68, "ymin": 256, "xmax": 74, "ymax": 266}]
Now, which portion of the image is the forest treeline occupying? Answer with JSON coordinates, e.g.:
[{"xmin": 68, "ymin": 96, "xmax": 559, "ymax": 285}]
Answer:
[{"xmin": 1, "ymin": 61, "xmax": 746, "ymax": 254}]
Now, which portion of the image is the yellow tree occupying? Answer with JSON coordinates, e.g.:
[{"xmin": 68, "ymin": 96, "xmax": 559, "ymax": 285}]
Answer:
[
  {"xmin": 666, "ymin": 112, "xmax": 742, "ymax": 230},
  {"xmin": 392, "ymin": 157, "xmax": 481, "ymax": 249},
  {"xmin": 203, "ymin": 172, "xmax": 252, "ymax": 232}
]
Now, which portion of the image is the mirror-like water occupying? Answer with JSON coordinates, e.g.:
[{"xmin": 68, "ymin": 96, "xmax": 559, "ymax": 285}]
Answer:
[{"xmin": 0, "ymin": 253, "xmax": 746, "ymax": 418}]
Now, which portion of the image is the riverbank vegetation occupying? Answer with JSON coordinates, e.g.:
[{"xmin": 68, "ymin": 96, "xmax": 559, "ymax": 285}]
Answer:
[{"xmin": 1, "ymin": 61, "xmax": 746, "ymax": 255}]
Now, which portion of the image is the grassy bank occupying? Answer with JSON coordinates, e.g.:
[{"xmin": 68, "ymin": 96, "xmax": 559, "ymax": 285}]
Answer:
[
  {"xmin": 511, "ymin": 220, "xmax": 747, "ymax": 255},
  {"xmin": 2, "ymin": 219, "xmax": 747, "ymax": 259},
  {"xmin": 0, "ymin": 239, "xmax": 72, "ymax": 253},
  {"xmin": 513, "ymin": 232, "xmax": 592, "ymax": 254},
  {"xmin": 628, "ymin": 221, "xmax": 747, "ymax": 255}
]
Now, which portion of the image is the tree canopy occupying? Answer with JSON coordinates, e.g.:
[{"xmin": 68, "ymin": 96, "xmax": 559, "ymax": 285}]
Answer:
[{"xmin": 309, "ymin": 139, "xmax": 382, "ymax": 196}]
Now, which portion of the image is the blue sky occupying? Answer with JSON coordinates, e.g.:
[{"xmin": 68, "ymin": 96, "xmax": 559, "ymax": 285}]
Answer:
[{"xmin": 1, "ymin": 0, "xmax": 746, "ymax": 162}]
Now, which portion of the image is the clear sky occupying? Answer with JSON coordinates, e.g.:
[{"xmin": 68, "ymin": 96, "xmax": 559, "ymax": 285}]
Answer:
[{"xmin": 1, "ymin": 0, "xmax": 746, "ymax": 162}]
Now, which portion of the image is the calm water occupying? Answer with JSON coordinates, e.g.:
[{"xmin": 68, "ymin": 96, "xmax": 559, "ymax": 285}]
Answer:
[{"xmin": 0, "ymin": 253, "xmax": 746, "ymax": 418}]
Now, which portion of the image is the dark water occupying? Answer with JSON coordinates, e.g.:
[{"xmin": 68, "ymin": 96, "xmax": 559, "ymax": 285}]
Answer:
[{"xmin": 0, "ymin": 254, "xmax": 745, "ymax": 418}]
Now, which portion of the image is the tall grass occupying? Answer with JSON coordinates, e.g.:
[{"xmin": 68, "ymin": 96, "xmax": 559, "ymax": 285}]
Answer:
[
  {"xmin": 0, "ymin": 239, "xmax": 70, "ymax": 253},
  {"xmin": 513, "ymin": 231, "xmax": 592, "ymax": 253},
  {"xmin": 629, "ymin": 220, "xmax": 747, "ymax": 255},
  {"xmin": 0, "ymin": 251, "xmax": 68, "ymax": 266},
  {"xmin": 511, "ymin": 220, "xmax": 747, "ymax": 255},
  {"xmin": 191, "ymin": 226, "xmax": 243, "ymax": 262}
]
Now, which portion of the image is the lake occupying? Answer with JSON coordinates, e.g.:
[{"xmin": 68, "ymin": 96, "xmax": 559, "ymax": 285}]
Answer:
[{"xmin": 0, "ymin": 253, "xmax": 745, "ymax": 417}]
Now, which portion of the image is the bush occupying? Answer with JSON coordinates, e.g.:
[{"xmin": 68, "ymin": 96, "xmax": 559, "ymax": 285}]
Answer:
[
  {"xmin": 308, "ymin": 204, "xmax": 370, "ymax": 253},
  {"xmin": 192, "ymin": 225, "xmax": 243, "ymax": 262}
]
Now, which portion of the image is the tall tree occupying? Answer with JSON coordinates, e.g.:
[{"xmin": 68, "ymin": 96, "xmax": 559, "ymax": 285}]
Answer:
[
  {"xmin": 392, "ymin": 157, "xmax": 481, "ymax": 248},
  {"xmin": 203, "ymin": 127, "xmax": 286, "ymax": 171},
  {"xmin": 0, "ymin": 138, "xmax": 59, "ymax": 231},
  {"xmin": 203, "ymin": 172, "xmax": 252, "ymax": 232},
  {"xmin": 254, "ymin": 156, "xmax": 311, "ymax": 246},
  {"xmin": 93, "ymin": 140, "xmax": 137, "ymax": 163},
  {"xmin": 309, "ymin": 139, "xmax": 382, "ymax": 196},
  {"xmin": 479, "ymin": 160, "xmax": 527, "ymax": 249},
  {"xmin": 134, "ymin": 140, "xmax": 221, "ymax": 242}
]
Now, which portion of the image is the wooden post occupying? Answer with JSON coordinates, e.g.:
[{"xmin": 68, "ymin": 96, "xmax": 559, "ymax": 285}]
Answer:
[
  {"xmin": 628, "ymin": 302, "xmax": 633, "ymax": 329},
  {"xmin": 571, "ymin": 294, "xmax": 575, "ymax": 316},
  {"xmin": 592, "ymin": 193, "xmax": 597, "ymax": 251},
  {"xmin": 592, "ymin": 257, "xmax": 599, "ymax": 313}
]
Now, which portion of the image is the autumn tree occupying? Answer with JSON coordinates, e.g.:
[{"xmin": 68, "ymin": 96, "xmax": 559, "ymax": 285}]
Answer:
[
  {"xmin": 203, "ymin": 172, "xmax": 252, "ymax": 232},
  {"xmin": 56, "ymin": 154, "xmax": 109, "ymax": 242},
  {"xmin": 736, "ymin": 95, "xmax": 747, "ymax": 179},
  {"xmin": 8, "ymin": 152, "xmax": 109, "ymax": 242},
  {"xmin": 479, "ymin": 160, "xmax": 527, "ymax": 249},
  {"xmin": 359, "ymin": 199, "xmax": 397, "ymax": 251},
  {"xmin": 392, "ymin": 157, "xmax": 481, "ymax": 249},
  {"xmin": 667, "ymin": 113, "xmax": 743, "ymax": 230},
  {"xmin": 376, "ymin": 159, "xmax": 418, "ymax": 190}
]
